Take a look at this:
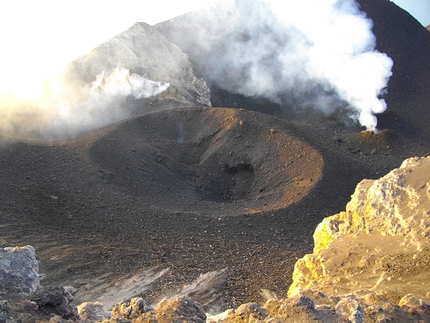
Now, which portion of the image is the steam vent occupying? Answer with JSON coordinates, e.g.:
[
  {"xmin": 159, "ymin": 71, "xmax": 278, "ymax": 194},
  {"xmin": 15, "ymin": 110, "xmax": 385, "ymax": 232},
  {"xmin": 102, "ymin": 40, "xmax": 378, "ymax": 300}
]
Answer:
[{"xmin": 89, "ymin": 107, "xmax": 323, "ymax": 216}]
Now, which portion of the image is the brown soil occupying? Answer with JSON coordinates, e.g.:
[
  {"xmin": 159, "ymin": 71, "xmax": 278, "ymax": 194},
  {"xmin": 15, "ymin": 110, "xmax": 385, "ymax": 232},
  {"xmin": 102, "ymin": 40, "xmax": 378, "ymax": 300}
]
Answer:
[{"xmin": 0, "ymin": 105, "xmax": 428, "ymax": 312}]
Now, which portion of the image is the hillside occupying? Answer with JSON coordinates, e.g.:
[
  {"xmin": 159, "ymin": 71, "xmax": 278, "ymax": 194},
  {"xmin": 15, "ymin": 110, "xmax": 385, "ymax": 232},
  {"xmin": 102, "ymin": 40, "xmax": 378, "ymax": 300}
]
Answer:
[{"xmin": 66, "ymin": 22, "xmax": 211, "ymax": 108}]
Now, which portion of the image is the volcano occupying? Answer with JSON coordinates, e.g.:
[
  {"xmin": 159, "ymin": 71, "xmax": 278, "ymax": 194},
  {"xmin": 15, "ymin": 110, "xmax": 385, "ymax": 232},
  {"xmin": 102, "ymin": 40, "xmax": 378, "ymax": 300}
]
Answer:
[{"xmin": 0, "ymin": 0, "xmax": 429, "ymax": 316}]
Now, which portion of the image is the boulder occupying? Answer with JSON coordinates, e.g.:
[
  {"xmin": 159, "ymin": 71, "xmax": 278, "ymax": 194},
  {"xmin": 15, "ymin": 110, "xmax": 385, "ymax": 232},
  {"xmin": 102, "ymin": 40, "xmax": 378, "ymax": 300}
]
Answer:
[
  {"xmin": 30, "ymin": 286, "xmax": 78, "ymax": 320},
  {"xmin": 111, "ymin": 297, "xmax": 147, "ymax": 320},
  {"xmin": 78, "ymin": 302, "xmax": 110, "ymax": 322},
  {"xmin": 0, "ymin": 245, "xmax": 40, "ymax": 297},
  {"xmin": 399, "ymin": 293, "xmax": 430, "ymax": 316},
  {"xmin": 335, "ymin": 298, "xmax": 364, "ymax": 323}
]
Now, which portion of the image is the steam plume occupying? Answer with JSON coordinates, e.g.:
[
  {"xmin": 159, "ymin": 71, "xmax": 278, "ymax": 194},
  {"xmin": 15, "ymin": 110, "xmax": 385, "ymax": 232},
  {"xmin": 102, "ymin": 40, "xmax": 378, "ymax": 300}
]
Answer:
[
  {"xmin": 53, "ymin": 68, "xmax": 169, "ymax": 132},
  {"xmin": 0, "ymin": 68, "xmax": 169, "ymax": 139},
  {"xmin": 201, "ymin": 0, "xmax": 393, "ymax": 130}
]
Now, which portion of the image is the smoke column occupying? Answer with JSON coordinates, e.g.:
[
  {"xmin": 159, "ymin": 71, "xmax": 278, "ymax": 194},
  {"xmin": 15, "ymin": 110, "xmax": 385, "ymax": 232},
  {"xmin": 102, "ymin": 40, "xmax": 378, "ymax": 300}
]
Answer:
[{"xmin": 202, "ymin": 0, "xmax": 393, "ymax": 130}]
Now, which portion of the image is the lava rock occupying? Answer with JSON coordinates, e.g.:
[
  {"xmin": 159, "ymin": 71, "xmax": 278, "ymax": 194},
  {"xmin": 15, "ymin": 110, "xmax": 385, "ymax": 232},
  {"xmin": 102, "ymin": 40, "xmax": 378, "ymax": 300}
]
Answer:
[{"xmin": 0, "ymin": 245, "xmax": 40, "ymax": 297}]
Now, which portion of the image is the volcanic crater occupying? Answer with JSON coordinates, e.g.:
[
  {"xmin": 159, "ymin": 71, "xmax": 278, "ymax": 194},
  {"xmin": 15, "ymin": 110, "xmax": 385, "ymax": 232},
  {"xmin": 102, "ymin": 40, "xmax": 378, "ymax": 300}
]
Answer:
[{"xmin": 89, "ymin": 107, "xmax": 323, "ymax": 216}]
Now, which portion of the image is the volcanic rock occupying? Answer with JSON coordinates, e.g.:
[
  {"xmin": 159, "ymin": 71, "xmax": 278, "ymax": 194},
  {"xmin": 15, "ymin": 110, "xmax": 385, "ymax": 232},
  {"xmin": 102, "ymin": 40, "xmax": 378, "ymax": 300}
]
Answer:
[
  {"xmin": 30, "ymin": 286, "xmax": 78, "ymax": 320},
  {"xmin": 0, "ymin": 300, "xmax": 12, "ymax": 323},
  {"xmin": 288, "ymin": 156, "xmax": 430, "ymax": 303},
  {"xmin": 110, "ymin": 297, "xmax": 148, "ymax": 320},
  {"xmin": 110, "ymin": 296, "xmax": 207, "ymax": 323},
  {"xmin": 77, "ymin": 302, "xmax": 110, "ymax": 322},
  {"xmin": 0, "ymin": 245, "xmax": 39, "ymax": 297},
  {"xmin": 335, "ymin": 298, "xmax": 364, "ymax": 323},
  {"xmin": 1, "ymin": 1, "xmax": 430, "ymax": 321}
]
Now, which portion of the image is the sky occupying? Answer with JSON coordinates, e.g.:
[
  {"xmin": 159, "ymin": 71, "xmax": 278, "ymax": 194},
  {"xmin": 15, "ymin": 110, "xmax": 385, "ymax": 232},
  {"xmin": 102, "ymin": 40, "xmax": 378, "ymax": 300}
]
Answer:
[
  {"xmin": 391, "ymin": 0, "xmax": 430, "ymax": 27},
  {"xmin": 0, "ymin": 0, "xmax": 427, "ymax": 99},
  {"xmin": 0, "ymin": 0, "xmax": 214, "ymax": 98},
  {"xmin": 0, "ymin": 1, "xmax": 216, "ymax": 67}
]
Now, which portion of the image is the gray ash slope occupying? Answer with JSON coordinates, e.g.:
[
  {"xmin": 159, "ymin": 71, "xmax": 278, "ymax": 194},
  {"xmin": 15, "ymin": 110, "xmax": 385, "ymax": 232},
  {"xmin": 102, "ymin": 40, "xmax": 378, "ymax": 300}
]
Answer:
[{"xmin": 1, "ymin": 0, "xmax": 430, "ymax": 313}]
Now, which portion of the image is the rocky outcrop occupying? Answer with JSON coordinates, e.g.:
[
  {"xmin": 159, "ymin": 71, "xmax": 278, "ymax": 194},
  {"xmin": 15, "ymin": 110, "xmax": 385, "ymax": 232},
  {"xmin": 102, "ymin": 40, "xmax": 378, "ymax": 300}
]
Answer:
[
  {"xmin": 67, "ymin": 22, "xmax": 211, "ymax": 107},
  {"xmin": 0, "ymin": 245, "xmax": 39, "ymax": 297},
  {"xmin": 286, "ymin": 156, "xmax": 430, "ymax": 320},
  {"xmin": 29, "ymin": 286, "xmax": 78, "ymax": 320}
]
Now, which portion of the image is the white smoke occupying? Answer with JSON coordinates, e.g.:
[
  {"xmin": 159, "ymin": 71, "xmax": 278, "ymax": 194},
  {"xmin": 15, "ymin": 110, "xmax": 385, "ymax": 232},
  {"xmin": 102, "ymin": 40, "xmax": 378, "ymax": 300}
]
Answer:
[
  {"xmin": 90, "ymin": 68, "xmax": 170, "ymax": 100},
  {"xmin": 53, "ymin": 68, "xmax": 170, "ymax": 132},
  {"xmin": 203, "ymin": 0, "xmax": 393, "ymax": 131},
  {"xmin": 0, "ymin": 68, "xmax": 169, "ymax": 138}
]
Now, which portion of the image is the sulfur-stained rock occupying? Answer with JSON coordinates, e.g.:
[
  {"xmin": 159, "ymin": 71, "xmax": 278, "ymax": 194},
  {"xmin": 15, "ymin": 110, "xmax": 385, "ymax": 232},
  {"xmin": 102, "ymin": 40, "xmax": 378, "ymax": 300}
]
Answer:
[
  {"xmin": 312, "ymin": 215, "xmax": 342, "ymax": 253},
  {"xmin": 288, "ymin": 156, "xmax": 430, "ymax": 310},
  {"xmin": 342, "ymin": 157, "xmax": 430, "ymax": 244},
  {"xmin": 309, "ymin": 156, "xmax": 430, "ymax": 253},
  {"xmin": 234, "ymin": 303, "xmax": 267, "ymax": 321}
]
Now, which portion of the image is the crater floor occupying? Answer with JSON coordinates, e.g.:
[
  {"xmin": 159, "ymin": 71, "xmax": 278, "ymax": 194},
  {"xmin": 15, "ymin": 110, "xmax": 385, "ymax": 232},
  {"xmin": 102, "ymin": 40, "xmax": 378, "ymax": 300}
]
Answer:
[{"xmin": 89, "ymin": 107, "xmax": 323, "ymax": 216}]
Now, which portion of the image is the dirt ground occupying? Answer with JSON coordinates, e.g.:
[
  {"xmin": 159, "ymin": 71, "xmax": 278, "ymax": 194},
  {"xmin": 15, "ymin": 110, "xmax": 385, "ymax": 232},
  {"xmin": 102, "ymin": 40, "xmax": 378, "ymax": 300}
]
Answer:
[{"xmin": 0, "ymin": 103, "xmax": 428, "ymax": 312}]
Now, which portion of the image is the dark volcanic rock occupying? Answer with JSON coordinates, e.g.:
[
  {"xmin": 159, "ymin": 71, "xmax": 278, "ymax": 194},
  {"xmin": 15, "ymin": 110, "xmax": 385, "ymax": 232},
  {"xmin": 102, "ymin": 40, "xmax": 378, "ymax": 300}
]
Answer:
[
  {"xmin": 30, "ymin": 286, "xmax": 78, "ymax": 319},
  {"xmin": 0, "ymin": 246, "xmax": 39, "ymax": 298}
]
